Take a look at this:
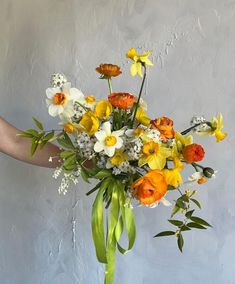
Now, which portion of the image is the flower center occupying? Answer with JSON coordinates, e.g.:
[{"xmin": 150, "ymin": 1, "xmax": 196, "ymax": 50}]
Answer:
[
  {"xmin": 53, "ymin": 93, "xmax": 66, "ymax": 105},
  {"xmin": 143, "ymin": 142, "xmax": 159, "ymax": 156},
  {"xmin": 85, "ymin": 95, "xmax": 95, "ymax": 104},
  {"xmin": 105, "ymin": 135, "xmax": 117, "ymax": 146},
  {"xmin": 134, "ymin": 128, "xmax": 144, "ymax": 137}
]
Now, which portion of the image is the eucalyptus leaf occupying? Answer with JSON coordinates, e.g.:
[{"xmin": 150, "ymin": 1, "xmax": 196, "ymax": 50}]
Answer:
[{"xmin": 190, "ymin": 198, "xmax": 201, "ymax": 209}]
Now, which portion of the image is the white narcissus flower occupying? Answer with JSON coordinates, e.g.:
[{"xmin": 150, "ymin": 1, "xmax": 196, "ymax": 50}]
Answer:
[
  {"xmin": 94, "ymin": 122, "xmax": 124, "ymax": 157},
  {"xmin": 46, "ymin": 82, "xmax": 85, "ymax": 118}
]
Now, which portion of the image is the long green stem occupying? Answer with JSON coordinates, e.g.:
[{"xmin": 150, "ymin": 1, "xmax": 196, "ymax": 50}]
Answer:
[
  {"xmin": 131, "ymin": 65, "xmax": 147, "ymax": 127},
  {"xmin": 181, "ymin": 122, "xmax": 211, "ymax": 135},
  {"xmin": 107, "ymin": 78, "xmax": 113, "ymax": 94}
]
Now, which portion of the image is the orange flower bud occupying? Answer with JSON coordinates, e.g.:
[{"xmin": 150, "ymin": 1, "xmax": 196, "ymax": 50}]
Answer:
[
  {"xmin": 183, "ymin": 143, "xmax": 205, "ymax": 163},
  {"xmin": 108, "ymin": 92, "xmax": 135, "ymax": 110},
  {"xmin": 150, "ymin": 116, "xmax": 175, "ymax": 142},
  {"xmin": 131, "ymin": 170, "xmax": 167, "ymax": 205}
]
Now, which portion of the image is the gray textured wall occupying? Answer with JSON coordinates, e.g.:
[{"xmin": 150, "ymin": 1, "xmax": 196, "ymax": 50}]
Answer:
[{"xmin": 0, "ymin": 0, "xmax": 234, "ymax": 283}]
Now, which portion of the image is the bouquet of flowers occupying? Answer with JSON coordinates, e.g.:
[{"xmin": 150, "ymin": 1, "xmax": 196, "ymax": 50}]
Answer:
[{"xmin": 20, "ymin": 48, "xmax": 227, "ymax": 284}]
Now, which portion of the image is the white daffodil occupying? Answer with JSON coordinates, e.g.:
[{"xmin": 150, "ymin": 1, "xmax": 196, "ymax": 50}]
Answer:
[
  {"xmin": 46, "ymin": 82, "xmax": 85, "ymax": 118},
  {"xmin": 94, "ymin": 121, "xmax": 124, "ymax": 157}
]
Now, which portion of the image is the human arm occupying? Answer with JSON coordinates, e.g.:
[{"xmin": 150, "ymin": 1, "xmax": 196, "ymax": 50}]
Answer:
[{"xmin": 0, "ymin": 117, "xmax": 61, "ymax": 168}]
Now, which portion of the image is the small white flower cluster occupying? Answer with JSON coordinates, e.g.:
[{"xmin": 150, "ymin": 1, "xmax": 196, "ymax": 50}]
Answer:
[
  {"xmin": 75, "ymin": 132, "xmax": 96, "ymax": 160},
  {"xmin": 50, "ymin": 73, "xmax": 67, "ymax": 88},
  {"xmin": 126, "ymin": 139, "xmax": 143, "ymax": 160},
  {"xmin": 58, "ymin": 170, "xmax": 81, "ymax": 195},
  {"xmin": 73, "ymin": 102, "xmax": 86, "ymax": 119},
  {"xmin": 112, "ymin": 161, "xmax": 136, "ymax": 176},
  {"xmin": 97, "ymin": 155, "xmax": 107, "ymax": 168},
  {"xmin": 52, "ymin": 167, "xmax": 63, "ymax": 179},
  {"xmin": 145, "ymin": 129, "xmax": 161, "ymax": 142},
  {"xmin": 191, "ymin": 116, "xmax": 210, "ymax": 132}
]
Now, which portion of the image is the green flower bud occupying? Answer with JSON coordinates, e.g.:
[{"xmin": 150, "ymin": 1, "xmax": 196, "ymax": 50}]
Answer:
[{"xmin": 203, "ymin": 167, "xmax": 214, "ymax": 178}]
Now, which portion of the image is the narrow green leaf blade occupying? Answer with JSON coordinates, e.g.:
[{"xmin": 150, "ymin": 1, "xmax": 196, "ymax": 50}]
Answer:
[
  {"xmin": 190, "ymin": 217, "xmax": 212, "ymax": 227},
  {"xmin": 154, "ymin": 231, "xmax": 175, "ymax": 237},
  {"xmin": 168, "ymin": 220, "xmax": 184, "ymax": 227},
  {"xmin": 32, "ymin": 117, "xmax": 44, "ymax": 130},
  {"xmin": 177, "ymin": 233, "xmax": 184, "ymax": 252}
]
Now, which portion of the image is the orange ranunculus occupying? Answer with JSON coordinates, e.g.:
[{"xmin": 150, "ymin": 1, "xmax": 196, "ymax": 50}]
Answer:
[
  {"xmin": 131, "ymin": 170, "xmax": 167, "ymax": 205},
  {"xmin": 183, "ymin": 143, "xmax": 205, "ymax": 163},
  {"xmin": 150, "ymin": 116, "xmax": 175, "ymax": 142},
  {"xmin": 108, "ymin": 92, "xmax": 135, "ymax": 109},
  {"xmin": 96, "ymin": 64, "xmax": 122, "ymax": 77}
]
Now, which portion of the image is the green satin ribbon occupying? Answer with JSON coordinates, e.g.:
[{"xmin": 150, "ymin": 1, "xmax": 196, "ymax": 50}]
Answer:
[{"xmin": 91, "ymin": 177, "xmax": 136, "ymax": 284}]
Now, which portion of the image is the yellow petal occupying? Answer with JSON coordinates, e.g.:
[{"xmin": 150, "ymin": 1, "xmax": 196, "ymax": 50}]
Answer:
[
  {"xmin": 215, "ymin": 130, "xmax": 227, "ymax": 142},
  {"xmin": 126, "ymin": 48, "xmax": 137, "ymax": 60},
  {"xmin": 137, "ymin": 62, "xmax": 143, "ymax": 77},
  {"xmin": 130, "ymin": 63, "xmax": 138, "ymax": 76}
]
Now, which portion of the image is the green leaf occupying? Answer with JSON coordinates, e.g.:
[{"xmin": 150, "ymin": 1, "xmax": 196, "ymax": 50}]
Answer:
[
  {"xmin": 154, "ymin": 231, "xmax": 175, "ymax": 237},
  {"xmin": 185, "ymin": 210, "xmax": 195, "ymax": 218},
  {"xmin": 24, "ymin": 129, "xmax": 40, "ymax": 137},
  {"xmin": 181, "ymin": 194, "xmax": 190, "ymax": 203},
  {"xmin": 57, "ymin": 133, "xmax": 75, "ymax": 150},
  {"xmin": 190, "ymin": 198, "xmax": 201, "ymax": 209},
  {"xmin": 60, "ymin": 151, "xmax": 75, "ymax": 158},
  {"xmin": 187, "ymin": 222, "xmax": 206, "ymax": 229},
  {"xmin": 32, "ymin": 117, "xmax": 44, "ymax": 130},
  {"xmin": 171, "ymin": 205, "xmax": 181, "ymax": 218},
  {"xmin": 30, "ymin": 137, "xmax": 39, "ymax": 156},
  {"xmin": 80, "ymin": 167, "xmax": 90, "ymax": 183},
  {"xmin": 86, "ymin": 181, "xmax": 103, "ymax": 196},
  {"xmin": 62, "ymin": 154, "xmax": 77, "ymax": 170},
  {"xmin": 16, "ymin": 132, "xmax": 34, "ymax": 138},
  {"xmin": 43, "ymin": 131, "xmax": 55, "ymax": 141},
  {"xmin": 190, "ymin": 217, "xmax": 212, "ymax": 227},
  {"xmin": 181, "ymin": 225, "xmax": 191, "ymax": 231},
  {"xmin": 177, "ymin": 233, "xmax": 184, "ymax": 252},
  {"xmin": 176, "ymin": 198, "xmax": 187, "ymax": 209},
  {"xmin": 168, "ymin": 220, "xmax": 184, "ymax": 227},
  {"xmin": 94, "ymin": 169, "xmax": 112, "ymax": 179}
]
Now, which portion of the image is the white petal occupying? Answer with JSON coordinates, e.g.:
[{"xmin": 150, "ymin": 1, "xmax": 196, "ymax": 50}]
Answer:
[
  {"xmin": 69, "ymin": 88, "xmax": 85, "ymax": 102},
  {"xmin": 94, "ymin": 142, "xmax": 104, "ymax": 153},
  {"xmin": 46, "ymin": 99, "xmax": 52, "ymax": 107},
  {"xmin": 113, "ymin": 129, "xmax": 125, "ymax": 137},
  {"xmin": 62, "ymin": 82, "xmax": 72, "ymax": 92},
  {"xmin": 188, "ymin": 172, "xmax": 202, "ymax": 181},
  {"xmin": 48, "ymin": 105, "xmax": 62, "ymax": 117},
  {"xmin": 125, "ymin": 129, "xmax": 134, "ymax": 137},
  {"xmin": 95, "ymin": 130, "xmax": 106, "ymax": 142},
  {"xmin": 160, "ymin": 197, "xmax": 172, "ymax": 207},
  {"xmin": 46, "ymin": 87, "xmax": 59, "ymax": 99},
  {"xmin": 106, "ymin": 160, "xmax": 113, "ymax": 169},
  {"xmin": 104, "ymin": 146, "xmax": 115, "ymax": 157},
  {"xmin": 102, "ymin": 121, "xmax": 111, "ymax": 135},
  {"xmin": 115, "ymin": 137, "xmax": 123, "ymax": 149}
]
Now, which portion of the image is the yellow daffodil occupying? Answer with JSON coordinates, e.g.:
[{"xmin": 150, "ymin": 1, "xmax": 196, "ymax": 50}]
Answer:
[
  {"xmin": 136, "ymin": 107, "xmax": 151, "ymax": 126},
  {"xmin": 79, "ymin": 112, "xmax": 99, "ymax": 136},
  {"xmin": 172, "ymin": 131, "xmax": 193, "ymax": 159},
  {"xmin": 162, "ymin": 158, "xmax": 184, "ymax": 188},
  {"xmin": 126, "ymin": 48, "xmax": 153, "ymax": 77},
  {"xmin": 211, "ymin": 114, "xmax": 227, "ymax": 142},
  {"xmin": 106, "ymin": 149, "xmax": 127, "ymax": 168},
  {"xmin": 95, "ymin": 100, "xmax": 113, "ymax": 120},
  {"xmin": 197, "ymin": 114, "xmax": 227, "ymax": 142},
  {"xmin": 139, "ymin": 141, "xmax": 171, "ymax": 170}
]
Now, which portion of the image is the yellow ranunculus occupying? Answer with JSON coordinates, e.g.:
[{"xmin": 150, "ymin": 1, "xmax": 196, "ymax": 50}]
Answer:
[
  {"xmin": 136, "ymin": 107, "xmax": 151, "ymax": 126},
  {"xmin": 95, "ymin": 100, "xmax": 113, "ymax": 120},
  {"xmin": 126, "ymin": 48, "xmax": 153, "ymax": 77},
  {"xmin": 162, "ymin": 158, "xmax": 184, "ymax": 188},
  {"xmin": 79, "ymin": 112, "xmax": 99, "ymax": 136}
]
